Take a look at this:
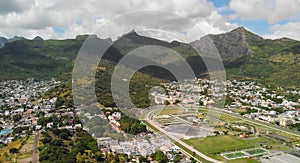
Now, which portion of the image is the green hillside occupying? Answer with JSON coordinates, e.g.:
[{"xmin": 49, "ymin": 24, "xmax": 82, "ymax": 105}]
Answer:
[
  {"xmin": 1, "ymin": 27, "xmax": 300, "ymax": 88},
  {"xmin": 44, "ymin": 60, "xmax": 164, "ymax": 108},
  {"xmin": 0, "ymin": 37, "xmax": 83, "ymax": 80},
  {"xmin": 226, "ymin": 33, "xmax": 300, "ymax": 87}
]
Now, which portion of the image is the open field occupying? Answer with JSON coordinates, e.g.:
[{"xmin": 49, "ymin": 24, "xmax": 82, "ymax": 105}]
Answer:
[
  {"xmin": 200, "ymin": 108, "xmax": 300, "ymax": 142},
  {"xmin": 199, "ymin": 108, "xmax": 240, "ymax": 122},
  {"xmin": 142, "ymin": 120, "xmax": 210, "ymax": 163},
  {"xmin": 219, "ymin": 113, "xmax": 241, "ymax": 122},
  {"xmin": 0, "ymin": 139, "xmax": 23, "ymax": 162},
  {"xmin": 185, "ymin": 135, "xmax": 276, "ymax": 162},
  {"xmin": 244, "ymin": 148, "xmax": 267, "ymax": 156},
  {"xmin": 0, "ymin": 135, "xmax": 36, "ymax": 163},
  {"xmin": 233, "ymin": 108, "xmax": 247, "ymax": 113},
  {"xmin": 227, "ymin": 158, "xmax": 260, "ymax": 163},
  {"xmin": 158, "ymin": 107, "xmax": 179, "ymax": 115},
  {"xmin": 222, "ymin": 148, "xmax": 268, "ymax": 161},
  {"xmin": 185, "ymin": 135, "xmax": 279, "ymax": 157},
  {"xmin": 223, "ymin": 151, "xmax": 247, "ymax": 159},
  {"xmin": 17, "ymin": 136, "xmax": 35, "ymax": 162}
]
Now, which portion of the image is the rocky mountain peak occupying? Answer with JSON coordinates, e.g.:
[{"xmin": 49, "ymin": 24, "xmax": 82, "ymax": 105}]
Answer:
[
  {"xmin": 8, "ymin": 36, "xmax": 26, "ymax": 43},
  {"xmin": 33, "ymin": 36, "xmax": 43, "ymax": 41},
  {"xmin": 192, "ymin": 27, "xmax": 261, "ymax": 61}
]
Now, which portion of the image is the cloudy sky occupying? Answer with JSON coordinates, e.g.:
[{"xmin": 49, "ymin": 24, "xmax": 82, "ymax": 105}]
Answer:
[{"xmin": 0, "ymin": 0, "xmax": 299, "ymax": 42}]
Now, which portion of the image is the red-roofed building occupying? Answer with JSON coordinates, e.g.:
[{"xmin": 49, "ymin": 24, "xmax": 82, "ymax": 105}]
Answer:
[{"xmin": 240, "ymin": 133, "xmax": 248, "ymax": 138}]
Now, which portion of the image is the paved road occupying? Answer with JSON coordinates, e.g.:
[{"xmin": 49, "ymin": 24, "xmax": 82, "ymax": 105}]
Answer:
[
  {"xmin": 219, "ymin": 109, "xmax": 300, "ymax": 138},
  {"xmin": 140, "ymin": 108, "xmax": 223, "ymax": 163},
  {"xmin": 32, "ymin": 132, "xmax": 39, "ymax": 163},
  {"xmin": 140, "ymin": 106, "xmax": 299, "ymax": 163}
]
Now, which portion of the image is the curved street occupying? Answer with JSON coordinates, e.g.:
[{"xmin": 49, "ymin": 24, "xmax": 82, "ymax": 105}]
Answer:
[{"xmin": 140, "ymin": 107, "xmax": 223, "ymax": 163}]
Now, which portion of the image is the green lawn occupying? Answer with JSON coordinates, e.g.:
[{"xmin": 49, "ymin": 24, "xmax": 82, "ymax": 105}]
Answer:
[
  {"xmin": 185, "ymin": 135, "xmax": 276, "ymax": 156},
  {"xmin": 198, "ymin": 108, "xmax": 240, "ymax": 122},
  {"xmin": 159, "ymin": 108, "xmax": 179, "ymax": 115},
  {"xmin": 219, "ymin": 113, "xmax": 241, "ymax": 122},
  {"xmin": 227, "ymin": 158, "xmax": 260, "ymax": 163},
  {"xmin": 223, "ymin": 152, "xmax": 247, "ymax": 159},
  {"xmin": 244, "ymin": 148, "xmax": 267, "ymax": 156},
  {"xmin": 233, "ymin": 108, "xmax": 247, "ymax": 113},
  {"xmin": 142, "ymin": 120, "xmax": 210, "ymax": 163}
]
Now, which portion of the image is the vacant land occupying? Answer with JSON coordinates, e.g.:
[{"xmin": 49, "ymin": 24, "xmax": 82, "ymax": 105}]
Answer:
[
  {"xmin": 17, "ymin": 136, "xmax": 35, "ymax": 162},
  {"xmin": 0, "ymin": 139, "xmax": 22, "ymax": 162},
  {"xmin": 233, "ymin": 108, "xmax": 247, "ymax": 113},
  {"xmin": 158, "ymin": 107, "xmax": 179, "ymax": 115}
]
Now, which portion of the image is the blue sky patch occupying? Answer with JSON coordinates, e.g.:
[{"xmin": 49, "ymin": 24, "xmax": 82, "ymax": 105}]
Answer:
[{"xmin": 53, "ymin": 26, "xmax": 66, "ymax": 34}]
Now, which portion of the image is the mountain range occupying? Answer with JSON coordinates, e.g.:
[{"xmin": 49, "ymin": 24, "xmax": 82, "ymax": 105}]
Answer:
[{"xmin": 1, "ymin": 27, "xmax": 300, "ymax": 87}]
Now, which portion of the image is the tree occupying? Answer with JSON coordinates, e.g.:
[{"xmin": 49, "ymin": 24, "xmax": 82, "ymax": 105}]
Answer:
[
  {"xmin": 199, "ymin": 100, "xmax": 204, "ymax": 106},
  {"xmin": 174, "ymin": 100, "xmax": 181, "ymax": 104},
  {"xmin": 173, "ymin": 154, "xmax": 183, "ymax": 163},
  {"xmin": 9, "ymin": 148, "xmax": 18, "ymax": 154},
  {"xmin": 190, "ymin": 157, "xmax": 197, "ymax": 163},
  {"xmin": 165, "ymin": 100, "xmax": 170, "ymax": 105},
  {"xmin": 59, "ymin": 129, "xmax": 71, "ymax": 140},
  {"xmin": 76, "ymin": 150, "xmax": 96, "ymax": 163},
  {"xmin": 151, "ymin": 150, "xmax": 168, "ymax": 163},
  {"xmin": 41, "ymin": 137, "xmax": 52, "ymax": 144},
  {"xmin": 12, "ymin": 114, "xmax": 22, "ymax": 122},
  {"xmin": 139, "ymin": 156, "xmax": 148, "ymax": 163}
]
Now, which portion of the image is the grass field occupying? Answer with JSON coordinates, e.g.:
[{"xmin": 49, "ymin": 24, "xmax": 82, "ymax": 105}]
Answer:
[
  {"xmin": 223, "ymin": 152, "xmax": 247, "ymax": 159},
  {"xmin": 142, "ymin": 120, "xmax": 210, "ymax": 163},
  {"xmin": 222, "ymin": 148, "xmax": 268, "ymax": 161},
  {"xmin": 233, "ymin": 108, "xmax": 247, "ymax": 113},
  {"xmin": 198, "ymin": 108, "xmax": 240, "ymax": 122},
  {"xmin": 185, "ymin": 135, "xmax": 277, "ymax": 156},
  {"xmin": 219, "ymin": 113, "xmax": 241, "ymax": 122},
  {"xmin": 227, "ymin": 158, "xmax": 260, "ymax": 163},
  {"xmin": 244, "ymin": 148, "xmax": 267, "ymax": 156},
  {"xmin": 158, "ymin": 108, "xmax": 179, "ymax": 115},
  {"xmin": 199, "ymin": 107, "xmax": 299, "ymax": 142}
]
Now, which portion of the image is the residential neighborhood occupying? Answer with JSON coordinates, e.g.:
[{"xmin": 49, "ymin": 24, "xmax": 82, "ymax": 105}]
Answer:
[
  {"xmin": 0, "ymin": 78, "xmax": 61, "ymax": 144},
  {"xmin": 1, "ymin": 77, "xmax": 300, "ymax": 163},
  {"xmin": 152, "ymin": 79, "xmax": 300, "ymax": 129}
]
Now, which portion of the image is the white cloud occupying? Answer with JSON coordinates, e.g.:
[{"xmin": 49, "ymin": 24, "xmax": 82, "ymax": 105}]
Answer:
[
  {"xmin": 262, "ymin": 22, "xmax": 300, "ymax": 40},
  {"xmin": 0, "ymin": 0, "xmax": 237, "ymax": 42},
  {"xmin": 229, "ymin": 0, "xmax": 300, "ymax": 23}
]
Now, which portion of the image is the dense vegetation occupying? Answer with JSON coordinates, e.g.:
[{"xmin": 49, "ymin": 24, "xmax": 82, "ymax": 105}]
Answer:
[
  {"xmin": 95, "ymin": 61, "xmax": 164, "ymax": 108},
  {"xmin": 1, "ymin": 28, "xmax": 300, "ymax": 89},
  {"xmin": 227, "ymin": 36, "xmax": 300, "ymax": 88},
  {"xmin": 0, "ymin": 37, "xmax": 84, "ymax": 80},
  {"xmin": 43, "ymin": 81, "xmax": 73, "ymax": 108},
  {"xmin": 150, "ymin": 150, "xmax": 168, "ymax": 163},
  {"xmin": 39, "ymin": 128, "xmax": 102, "ymax": 163},
  {"xmin": 103, "ymin": 108, "xmax": 147, "ymax": 135},
  {"xmin": 118, "ymin": 113, "xmax": 147, "ymax": 135},
  {"xmin": 43, "ymin": 60, "xmax": 164, "ymax": 109}
]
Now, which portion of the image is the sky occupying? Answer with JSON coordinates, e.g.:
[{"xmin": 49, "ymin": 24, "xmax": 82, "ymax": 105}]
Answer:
[{"xmin": 0, "ymin": 0, "xmax": 299, "ymax": 42}]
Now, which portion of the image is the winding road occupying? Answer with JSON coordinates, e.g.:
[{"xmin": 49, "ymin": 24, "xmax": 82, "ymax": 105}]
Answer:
[
  {"xmin": 219, "ymin": 109, "xmax": 300, "ymax": 138},
  {"xmin": 140, "ymin": 107, "xmax": 223, "ymax": 163}
]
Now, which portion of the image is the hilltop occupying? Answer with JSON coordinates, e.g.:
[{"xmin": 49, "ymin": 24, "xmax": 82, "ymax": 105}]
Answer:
[{"xmin": 0, "ymin": 27, "xmax": 300, "ymax": 87}]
